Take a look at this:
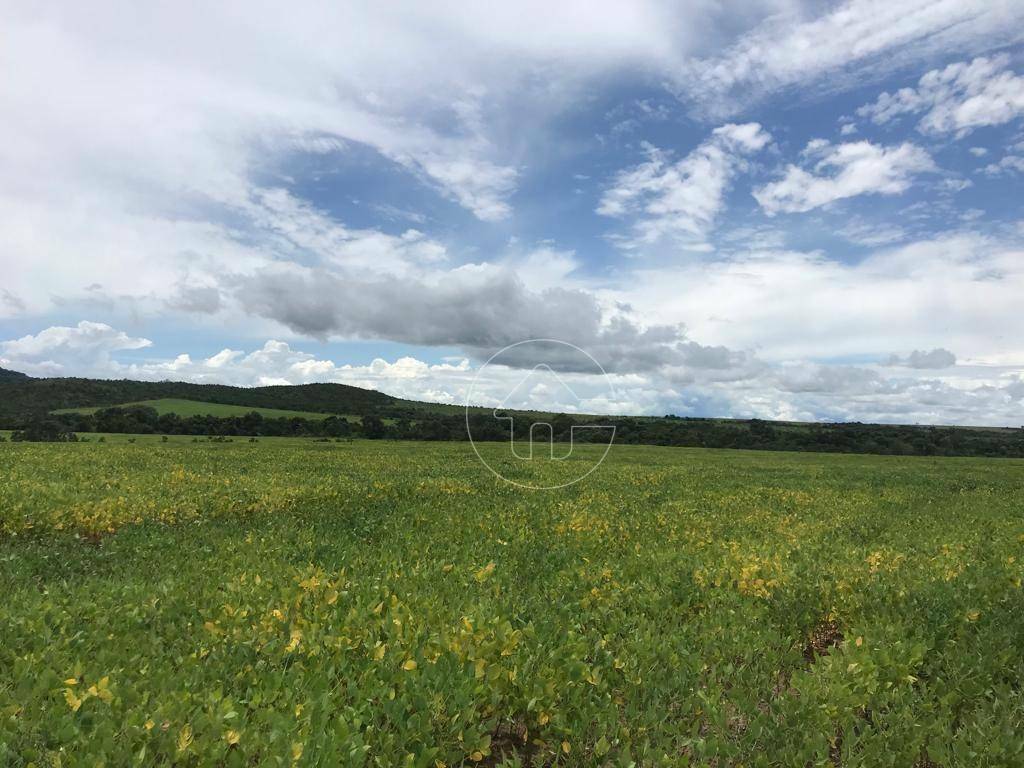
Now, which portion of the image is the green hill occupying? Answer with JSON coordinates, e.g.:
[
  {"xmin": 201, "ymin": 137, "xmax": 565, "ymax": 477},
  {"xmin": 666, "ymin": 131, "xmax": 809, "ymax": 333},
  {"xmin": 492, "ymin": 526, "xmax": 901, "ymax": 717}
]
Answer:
[
  {"xmin": 2, "ymin": 368, "xmax": 1023, "ymax": 457},
  {"xmin": 0, "ymin": 374, "xmax": 394, "ymax": 426},
  {"xmin": 53, "ymin": 398, "xmax": 354, "ymax": 421}
]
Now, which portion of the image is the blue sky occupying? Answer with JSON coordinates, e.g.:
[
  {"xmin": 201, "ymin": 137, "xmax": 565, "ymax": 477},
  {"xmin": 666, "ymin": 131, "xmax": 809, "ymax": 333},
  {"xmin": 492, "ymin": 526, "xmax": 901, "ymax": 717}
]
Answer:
[{"xmin": 2, "ymin": 1, "xmax": 1024, "ymax": 424}]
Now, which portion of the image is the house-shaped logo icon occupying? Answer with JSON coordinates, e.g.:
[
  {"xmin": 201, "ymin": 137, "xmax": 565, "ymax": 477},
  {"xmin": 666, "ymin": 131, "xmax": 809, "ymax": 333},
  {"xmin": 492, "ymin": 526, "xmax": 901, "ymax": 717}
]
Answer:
[
  {"xmin": 495, "ymin": 364, "xmax": 585, "ymax": 460},
  {"xmin": 465, "ymin": 339, "xmax": 617, "ymax": 489}
]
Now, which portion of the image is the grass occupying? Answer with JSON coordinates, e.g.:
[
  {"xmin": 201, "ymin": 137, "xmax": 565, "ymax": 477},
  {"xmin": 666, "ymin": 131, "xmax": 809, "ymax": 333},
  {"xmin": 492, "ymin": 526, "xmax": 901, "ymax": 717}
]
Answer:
[
  {"xmin": 2, "ymin": 440, "xmax": 1023, "ymax": 766},
  {"xmin": 52, "ymin": 397, "xmax": 361, "ymax": 422}
]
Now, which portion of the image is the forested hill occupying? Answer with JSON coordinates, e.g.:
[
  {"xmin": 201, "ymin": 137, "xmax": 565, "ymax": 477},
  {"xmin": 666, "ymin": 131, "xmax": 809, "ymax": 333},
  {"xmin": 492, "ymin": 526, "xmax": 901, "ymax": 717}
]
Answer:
[
  {"xmin": 0, "ymin": 371, "xmax": 396, "ymax": 425},
  {"xmin": 2, "ymin": 368, "xmax": 1023, "ymax": 457}
]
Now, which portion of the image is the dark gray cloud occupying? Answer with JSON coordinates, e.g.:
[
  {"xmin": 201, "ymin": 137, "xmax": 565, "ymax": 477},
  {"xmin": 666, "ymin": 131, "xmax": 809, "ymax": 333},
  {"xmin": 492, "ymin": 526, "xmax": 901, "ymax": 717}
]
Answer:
[
  {"xmin": 885, "ymin": 348, "xmax": 956, "ymax": 369},
  {"xmin": 774, "ymin": 364, "xmax": 899, "ymax": 395},
  {"xmin": 233, "ymin": 267, "xmax": 747, "ymax": 374},
  {"xmin": 167, "ymin": 284, "xmax": 223, "ymax": 314}
]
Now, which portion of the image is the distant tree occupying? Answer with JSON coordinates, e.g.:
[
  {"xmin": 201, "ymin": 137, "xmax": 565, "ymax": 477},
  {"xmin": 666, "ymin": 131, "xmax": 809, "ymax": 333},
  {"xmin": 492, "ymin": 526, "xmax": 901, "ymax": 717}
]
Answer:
[
  {"xmin": 322, "ymin": 415, "xmax": 352, "ymax": 437},
  {"xmin": 550, "ymin": 413, "xmax": 574, "ymax": 441},
  {"xmin": 362, "ymin": 414, "xmax": 386, "ymax": 439},
  {"xmin": 11, "ymin": 418, "xmax": 77, "ymax": 442}
]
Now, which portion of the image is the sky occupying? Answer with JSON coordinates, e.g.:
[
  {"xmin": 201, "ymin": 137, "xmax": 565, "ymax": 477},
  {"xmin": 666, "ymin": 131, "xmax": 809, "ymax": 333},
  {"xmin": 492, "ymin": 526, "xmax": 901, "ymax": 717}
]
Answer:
[{"xmin": 2, "ymin": 0, "xmax": 1024, "ymax": 425}]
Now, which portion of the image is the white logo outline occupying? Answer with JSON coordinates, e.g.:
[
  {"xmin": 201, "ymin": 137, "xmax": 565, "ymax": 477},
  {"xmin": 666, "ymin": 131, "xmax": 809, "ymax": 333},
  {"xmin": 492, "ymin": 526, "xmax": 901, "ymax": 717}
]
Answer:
[{"xmin": 464, "ymin": 339, "xmax": 616, "ymax": 490}]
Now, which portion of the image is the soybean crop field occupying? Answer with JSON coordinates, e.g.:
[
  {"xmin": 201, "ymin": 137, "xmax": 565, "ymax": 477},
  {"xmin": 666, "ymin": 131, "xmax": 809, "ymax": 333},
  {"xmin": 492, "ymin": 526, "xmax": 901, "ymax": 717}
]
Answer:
[{"xmin": 2, "ymin": 441, "xmax": 1023, "ymax": 767}]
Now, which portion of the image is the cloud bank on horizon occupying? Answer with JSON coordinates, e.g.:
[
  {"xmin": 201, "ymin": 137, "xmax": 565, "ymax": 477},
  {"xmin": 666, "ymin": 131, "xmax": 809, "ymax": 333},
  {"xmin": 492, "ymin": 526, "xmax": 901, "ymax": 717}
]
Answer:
[{"xmin": 2, "ymin": 0, "xmax": 1024, "ymax": 425}]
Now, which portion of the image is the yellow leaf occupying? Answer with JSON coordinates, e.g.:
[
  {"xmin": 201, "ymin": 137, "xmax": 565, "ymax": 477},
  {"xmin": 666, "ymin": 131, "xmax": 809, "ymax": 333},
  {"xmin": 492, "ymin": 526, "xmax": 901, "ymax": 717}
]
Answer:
[
  {"xmin": 561, "ymin": 740, "xmax": 571, "ymax": 755},
  {"xmin": 402, "ymin": 659, "xmax": 418, "ymax": 671},
  {"xmin": 63, "ymin": 688, "xmax": 82, "ymax": 712},
  {"xmin": 325, "ymin": 589, "xmax": 339, "ymax": 605},
  {"xmin": 225, "ymin": 729, "xmax": 241, "ymax": 746},
  {"xmin": 63, "ymin": 678, "xmax": 78, "ymax": 686},
  {"xmin": 291, "ymin": 742, "xmax": 304, "ymax": 762},
  {"xmin": 538, "ymin": 712, "xmax": 550, "ymax": 725},
  {"xmin": 373, "ymin": 643, "xmax": 387, "ymax": 661},
  {"xmin": 177, "ymin": 724, "xmax": 193, "ymax": 753},
  {"xmin": 144, "ymin": 719, "xmax": 155, "ymax": 731},
  {"xmin": 474, "ymin": 562, "xmax": 496, "ymax": 583},
  {"xmin": 967, "ymin": 610, "xmax": 981, "ymax": 622},
  {"xmin": 469, "ymin": 751, "xmax": 484, "ymax": 762}
]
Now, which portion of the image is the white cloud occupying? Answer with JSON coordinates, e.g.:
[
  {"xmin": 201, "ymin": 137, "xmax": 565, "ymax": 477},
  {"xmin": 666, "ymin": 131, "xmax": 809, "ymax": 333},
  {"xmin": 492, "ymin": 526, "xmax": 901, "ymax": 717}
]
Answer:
[
  {"xmin": 936, "ymin": 178, "xmax": 973, "ymax": 193},
  {"xmin": 615, "ymin": 231, "xmax": 1024, "ymax": 368},
  {"xmin": 0, "ymin": 182, "xmax": 455, "ymax": 324},
  {"xmin": 0, "ymin": 2, "xmax": 797, "ymax": 323},
  {"xmin": 981, "ymin": 155, "xmax": 1024, "ymax": 176},
  {"xmin": 0, "ymin": 0, "xmax": 781, "ymax": 246},
  {"xmin": 857, "ymin": 55, "xmax": 1024, "ymax": 137},
  {"xmin": 597, "ymin": 123, "xmax": 770, "ymax": 249},
  {"xmin": 754, "ymin": 140, "xmax": 936, "ymax": 214},
  {"xmin": 675, "ymin": 0, "xmax": 1024, "ymax": 116},
  {"xmin": 0, "ymin": 321, "xmax": 151, "ymax": 376},
  {"xmin": 836, "ymin": 218, "xmax": 907, "ymax": 247}
]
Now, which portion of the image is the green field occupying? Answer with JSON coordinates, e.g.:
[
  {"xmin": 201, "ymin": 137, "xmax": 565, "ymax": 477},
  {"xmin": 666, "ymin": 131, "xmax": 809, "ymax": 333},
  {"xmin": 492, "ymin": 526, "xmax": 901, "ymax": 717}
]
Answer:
[
  {"xmin": 53, "ymin": 397, "xmax": 355, "ymax": 422},
  {"xmin": 2, "ymin": 441, "xmax": 1023, "ymax": 766}
]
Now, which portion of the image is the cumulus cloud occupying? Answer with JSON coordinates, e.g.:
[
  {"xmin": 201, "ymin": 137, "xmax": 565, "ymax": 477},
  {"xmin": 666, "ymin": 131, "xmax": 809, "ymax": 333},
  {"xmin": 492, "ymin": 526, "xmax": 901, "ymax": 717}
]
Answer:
[
  {"xmin": 885, "ymin": 348, "xmax": 957, "ymax": 368},
  {"xmin": 857, "ymin": 55, "xmax": 1024, "ymax": 137},
  {"xmin": 754, "ymin": 140, "xmax": 936, "ymax": 214},
  {"xmin": 0, "ymin": 321, "xmax": 151, "ymax": 377},
  {"xmin": 620, "ymin": 232, "xmax": 1024, "ymax": 366},
  {"xmin": 753, "ymin": 362, "xmax": 1024, "ymax": 425},
  {"xmin": 232, "ymin": 264, "xmax": 707, "ymax": 374},
  {"xmin": 597, "ymin": 123, "xmax": 770, "ymax": 249}
]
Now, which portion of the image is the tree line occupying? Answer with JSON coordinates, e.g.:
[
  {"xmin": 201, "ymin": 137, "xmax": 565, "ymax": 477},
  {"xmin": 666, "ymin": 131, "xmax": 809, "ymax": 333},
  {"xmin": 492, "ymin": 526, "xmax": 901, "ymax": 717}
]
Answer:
[{"xmin": 10, "ymin": 406, "xmax": 1024, "ymax": 458}]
